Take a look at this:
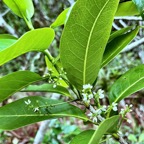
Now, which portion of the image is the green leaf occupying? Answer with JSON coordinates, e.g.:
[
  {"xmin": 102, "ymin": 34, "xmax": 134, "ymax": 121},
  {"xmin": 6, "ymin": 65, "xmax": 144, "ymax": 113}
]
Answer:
[
  {"xmin": 115, "ymin": 1, "xmax": 139, "ymax": 16},
  {"xmin": 0, "ymin": 28, "xmax": 55, "ymax": 66},
  {"xmin": 108, "ymin": 26, "xmax": 133, "ymax": 43},
  {"xmin": 102, "ymin": 27, "xmax": 139, "ymax": 67},
  {"xmin": 0, "ymin": 34, "xmax": 17, "ymax": 51},
  {"xmin": 60, "ymin": 0, "xmax": 119, "ymax": 89},
  {"xmin": 139, "ymin": 133, "xmax": 144, "ymax": 142},
  {"xmin": 50, "ymin": 3, "xmax": 75, "ymax": 28},
  {"xmin": 50, "ymin": 8, "xmax": 70, "ymax": 28},
  {"xmin": 132, "ymin": 0, "xmax": 144, "ymax": 18},
  {"xmin": 88, "ymin": 115, "xmax": 119, "ymax": 144},
  {"xmin": 3, "ymin": 0, "xmax": 34, "ymax": 22},
  {"xmin": 70, "ymin": 130, "xmax": 94, "ymax": 144},
  {"xmin": 128, "ymin": 134, "xmax": 137, "ymax": 142},
  {"xmin": 23, "ymin": 84, "xmax": 72, "ymax": 98},
  {"xmin": 45, "ymin": 56, "xmax": 68, "ymax": 87},
  {"xmin": 45, "ymin": 56, "xmax": 59, "ymax": 76},
  {"xmin": 109, "ymin": 64, "xmax": 144, "ymax": 103},
  {"xmin": 0, "ymin": 96, "xmax": 88, "ymax": 130},
  {"xmin": 0, "ymin": 71, "xmax": 42, "ymax": 102}
]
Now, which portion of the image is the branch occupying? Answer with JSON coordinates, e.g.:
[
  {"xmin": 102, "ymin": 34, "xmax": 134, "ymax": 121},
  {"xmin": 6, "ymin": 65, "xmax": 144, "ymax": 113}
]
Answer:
[
  {"xmin": 115, "ymin": 16, "xmax": 142, "ymax": 20},
  {"xmin": 122, "ymin": 37, "xmax": 144, "ymax": 52},
  {"xmin": 112, "ymin": 22, "xmax": 121, "ymax": 30},
  {"xmin": 68, "ymin": 0, "xmax": 75, "ymax": 5},
  {"xmin": 0, "ymin": 15, "xmax": 17, "ymax": 36},
  {"xmin": 34, "ymin": 94, "xmax": 61, "ymax": 144},
  {"xmin": 33, "ymin": 120, "xmax": 50, "ymax": 144}
]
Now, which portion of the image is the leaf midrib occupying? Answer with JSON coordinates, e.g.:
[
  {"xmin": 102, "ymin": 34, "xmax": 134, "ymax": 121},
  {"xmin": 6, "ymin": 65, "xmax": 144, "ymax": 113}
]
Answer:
[
  {"xmin": 12, "ymin": 0, "xmax": 24, "ymax": 18},
  {"xmin": 83, "ymin": 0, "xmax": 110, "ymax": 84},
  {"xmin": 114, "ymin": 76, "xmax": 144, "ymax": 103},
  {"xmin": 0, "ymin": 114, "xmax": 88, "ymax": 120}
]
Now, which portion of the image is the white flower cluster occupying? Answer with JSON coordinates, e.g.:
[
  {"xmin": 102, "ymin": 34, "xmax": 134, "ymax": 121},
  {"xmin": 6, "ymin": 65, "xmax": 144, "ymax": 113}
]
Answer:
[
  {"xmin": 112, "ymin": 102, "xmax": 118, "ymax": 111},
  {"xmin": 82, "ymin": 84, "xmax": 94, "ymax": 106},
  {"xmin": 87, "ymin": 105, "xmax": 107, "ymax": 123},
  {"xmin": 119, "ymin": 104, "xmax": 133, "ymax": 124},
  {"xmin": 24, "ymin": 99, "xmax": 31, "ymax": 105},
  {"xmin": 24, "ymin": 99, "xmax": 40, "ymax": 113},
  {"xmin": 120, "ymin": 104, "xmax": 133, "ymax": 115},
  {"xmin": 97, "ymin": 89, "xmax": 105, "ymax": 99}
]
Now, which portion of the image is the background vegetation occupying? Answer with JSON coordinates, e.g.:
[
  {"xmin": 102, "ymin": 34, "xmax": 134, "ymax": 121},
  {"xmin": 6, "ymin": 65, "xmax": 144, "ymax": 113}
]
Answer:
[{"xmin": 0, "ymin": 0, "xmax": 144, "ymax": 143}]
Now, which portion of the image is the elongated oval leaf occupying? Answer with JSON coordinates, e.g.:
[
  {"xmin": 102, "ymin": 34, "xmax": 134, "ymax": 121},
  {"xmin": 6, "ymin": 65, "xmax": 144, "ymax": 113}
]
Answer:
[
  {"xmin": 3, "ymin": 0, "xmax": 34, "ymax": 20},
  {"xmin": 50, "ymin": 8, "xmax": 70, "ymax": 28},
  {"xmin": 0, "ymin": 96, "xmax": 88, "ymax": 130},
  {"xmin": 23, "ymin": 84, "xmax": 71, "ymax": 98},
  {"xmin": 45, "ymin": 56, "xmax": 68, "ymax": 87},
  {"xmin": 109, "ymin": 65, "xmax": 144, "ymax": 103},
  {"xmin": 70, "ymin": 130, "xmax": 94, "ymax": 144},
  {"xmin": 115, "ymin": 1, "xmax": 139, "ymax": 16},
  {"xmin": 108, "ymin": 26, "xmax": 133, "ymax": 43},
  {"xmin": 132, "ymin": 0, "xmax": 144, "ymax": 18},
  {"xmin": 0, "ymin": 34, "xmax": 17, "ymax": 51},
  {"xmin": 60, "ymin": 0, "xmax": 119, "ymax": 89},
  {"xmin": 88, "ymin": 115, "xmax": 119, "ymax": 144},
  {"xmin": 102, "ymin": 27, "xmax": 139, "ymax": 67},
  {"xmin": 0, "ymin": 71, "xmax": 42, "ymax": 102},
  {"xmin": 0, "ymin": 28, "xmax": 55, "ymax": 66}
]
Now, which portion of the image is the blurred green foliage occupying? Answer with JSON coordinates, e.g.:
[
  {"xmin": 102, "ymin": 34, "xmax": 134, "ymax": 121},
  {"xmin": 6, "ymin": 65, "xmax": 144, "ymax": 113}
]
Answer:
[{"xmin": 0, "ymin": 0, "xmax": 71, "ymax": 76}]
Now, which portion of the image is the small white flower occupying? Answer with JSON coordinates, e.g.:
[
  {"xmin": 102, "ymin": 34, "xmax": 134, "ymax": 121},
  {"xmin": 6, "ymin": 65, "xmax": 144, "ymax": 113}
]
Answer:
[
  {"xmin": 113, "ymin": 106, "xmax": 118, "ymax": 111},
  {"xmin": 92, "ymin": 117, "xmax": 97, "ymax": 123},
  {"xmin": 129, "ymin": 104, "xmax": 133, "ymax": 108},
  {"xmin": 97, "ymin": 89, "xmax": 105, "ymax": 99},
  {"xmin": 87, "ymin": 112, "xmax": 93, "ymax": 118},
  {"xmin": 90, "ymin": 105, "xmax": 96, "ymax": 114},
  {"xmin": 83, "ymin": 84, "xmax": 93, "ymax": 90},
  {"xmin": 34, "ymin": 107, "xmax": 39, "ymax": 112},
  {"xmin": 101, "ymin": 105, "xmax": 107, "ymax": 112},
  {"xmin": 127, "ymin": 119, "xmax": 132, "ymax": 124},
  {"xmin": 112, "ymin": 102, "xmax": 118, "ymax": 111},
  {"xmin": 97, "ymin": 115, "xmax": 105, "ymax": 121},
  {"xmin": 53, "ymin": 84, "xmax": 57, "ymax": 88},
  {"xmin": 82, "ymin": 93, "xmax": 87, "ymax": 102},
  {"xmin": 88, "ymin": 94, "xmax": 93, "ymax": 99},
  {"xmin": 95, "ymin": 109, "xmax": 102, "ymax": 115},
  {"xmin": 120, "ymin": 108, "xmax": 125, "ymax": 114},
  {"xmin": 24, "ymin": 99, "xmax": 31, "ymax": 105}
]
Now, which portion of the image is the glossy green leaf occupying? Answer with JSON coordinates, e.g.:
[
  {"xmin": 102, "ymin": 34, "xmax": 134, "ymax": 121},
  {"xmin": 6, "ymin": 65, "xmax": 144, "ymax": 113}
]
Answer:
[
  {"xmin": 45, "ymin": 56, "xmax": 68, "ymax": 87},
  {"xmin": 0, "ymin": 28, "xmax": 55, "ymax": 66},
  {"xmin": 109, "ymin": 65, "xmax": 144, "ymax": 103},
  {"xmin": 88, "ymin": 115, "xmax": 119, "ymax": 144},
  {"xmin": 70, "ymin": 130, "xmax": 94, "ymax": 144},
  {"xmin": 50, "ymin": 3, "xmax": 75, "ymax": 28},
  {"xmin": 0, "ymin": 96, "xmax": 88, "ymax": 130},
  {"xmin": 23, "ymin": 84, "xmax": 71, "ymax": 98},
  {"xmin": 115, "ymin": 1, "xmax": 139, "ymax": 16},
  {"xmin": 60, "ymin": 0, "xmax": 119, "ymax": 89},
  {"xmin": 50, "ymin": 8, "xmax": 70, "ymax": 28},
  {"xmin": 3, "ymin": 0, "xmax": 34, "ymax": 20},
  {"xmin": 109, "ymin": 26, "xmax": 133, "ymax": 43},
  {"xmin": 0, "ymin": 34, "xmax": 17, "ymax": 51},
  {"xmin": 0, "ymin": 71, "xmax": 42, "ymax": 102},
  {"xmin": 45, "ymin": 56, "xmax": 59, "ymax": 76},
  {"xmin": 132, "ymin": 0, "xmax": 144, "ymax": 18},
  {"xmin": 102, "ymin": 27, "xmax": 139, "ymax": 67}
]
